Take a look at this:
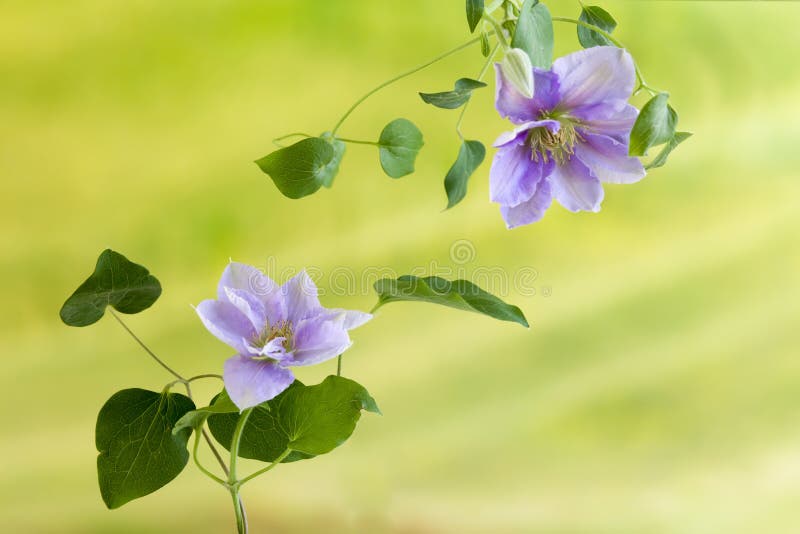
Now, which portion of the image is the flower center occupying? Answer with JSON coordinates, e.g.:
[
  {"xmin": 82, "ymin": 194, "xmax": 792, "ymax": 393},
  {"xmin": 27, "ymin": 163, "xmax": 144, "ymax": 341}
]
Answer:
[
  {"xmin": 527, "ymin": 118, "xmax": 583, "ymax": 165},
  {"xmin": 253, "ymin": 320, "xmax": 293, "ymax": 353}
]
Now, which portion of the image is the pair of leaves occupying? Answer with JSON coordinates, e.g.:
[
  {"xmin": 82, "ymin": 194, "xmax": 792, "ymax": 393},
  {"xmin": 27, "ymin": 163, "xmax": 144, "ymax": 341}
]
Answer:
[
  {"xmin": 207, "ymin": 376, "xmax": 380, "ymax": 463},
  {"xmin": 419, "ymin": 78, "xmax": 487, "ymax": 110},
  {"xmin": 96, "ymin": 388, "xmax": 195, "ymax": 509},
  {"xmin": 511, "ymin": 0, "xmax": 554, "ymax": 69},
  {"xmin": 630, "ymin": 93, "xmax": 691, "ymax": 168},
  {"xmin": 255, "ymin": 134, "xmax": 346, "ymax": 199},
  {"xmin": 258, "ymin": 120, "xmax": 423, "ymax": 195},
  {"xmin": 577, "ymin": 6, "xmax": 617, "ymax": 48},
  {"xmin": 60, "ymin": 249, "xmax": 161, "ymax": 327},
  {"xmin": 373, "ymin": 275, "xmax": 529, "ymax": 328}
]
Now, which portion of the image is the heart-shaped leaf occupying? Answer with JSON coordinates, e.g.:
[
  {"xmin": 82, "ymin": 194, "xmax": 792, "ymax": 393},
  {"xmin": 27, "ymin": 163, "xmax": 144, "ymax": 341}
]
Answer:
[
  {"xmin": 60, "ymin": 249, "xmax": 161, "ymax": 327},
  {"xmin": 466, "ymin": 0, "xmax": 484, "ymax": 33},
  {"xmin": 646, "ymin": 131, "xmax": 692, "ymax": 170},
  {"xmin": 255, "ymin": 137, "xmax": 337, "ymax": 199},
  {"xmin": 378, "ymin": 119, "xmax": 424, "ymax": 178},
  {"xmin": 419, "ymin": 78, "xmax": 487, "ymax": 110},
  {"xmin": 172, "ymin": 389, "xmax": 239, "ymax": 435},
  {"xmin": 96, "ymin": 388, "xmax": 195, "ymax": 509},
  {"xmin": 373, "ymin": 275, "xmax": 529, "ymax": 327},
  {"xmin": 629, "ymin": 93, "xmax": 678, "ymax": 157},
  {"xmin": 444, "ymin": 140, "xmax": 486, "ymax": 209},
  {"xmin": 577, "ymin": 6, "xmax": 617, "ymax": 48},
  {"xmin": 511, "ymin": 0, "xmax": 554, "ymax": 68},
  {"xmin": 208, "ymin": 376, "xmax": 380, "ymax": 463}
]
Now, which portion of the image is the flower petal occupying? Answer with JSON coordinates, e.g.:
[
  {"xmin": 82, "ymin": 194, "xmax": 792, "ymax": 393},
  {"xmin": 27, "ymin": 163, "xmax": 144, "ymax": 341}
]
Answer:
[
  {"xmin": 287, "ymin": 315, "xmax": 352, "ymax": 367},
  {"xmin": 570, "ymin": 100, "xmax": 638, "ymax": 139},
  {"xmin": 490, "ymin": 141, "xmax": 551, "ymax": 208},
  {"xmin": 218, "ymin": 262, "xmax": 276, "ymax": 300},
  {"xmin": 495, "ymin": 64, "xmax": 562, "ymax": 123},
  {"xmin": 223, "ymin": 287, "xmax": 267, "ymax": 331},
  {"xmin": 553, "ymin": 47, "xmax": 636, "ymax": 110},
  {"xmin": 223, "ymin": 355, "xmax": 295, "ymax": 410},
  {"xmin": 550, "ymin": 158, "xmax": 605, "ymax": 213},
  {"xmin": 575, "ymin": 132, "xmax": 646, "ymax": 184},
  {"xmin": 196, "ymin": 299, "xmax": 256, "ymax": 354},
  {"xmin": 500, "ymin": 178, "xmax": 553, "ymax": 229},
  {"xmin": 281, "ymin": 270, "xmax": 322, "ymax": 323},
  {"xmin": 320, "ymin": 309, "xmax": 373, "ymax": 330}
]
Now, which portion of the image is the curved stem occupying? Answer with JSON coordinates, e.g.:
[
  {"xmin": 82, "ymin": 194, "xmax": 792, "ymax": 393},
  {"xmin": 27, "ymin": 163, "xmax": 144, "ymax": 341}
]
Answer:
[
  {"xmin": 227, "ymin": 408, "xmax": 254, "ymax": 534},
  {"xmin": 272, "ymin": 132, "xmax": 313, "ymax": 147},
  {"xmin": 482, "ymin": 14, "xmax": 509, "ymax": 49},
  {"xmin": 187, "ymin": 373, "xmax": 224, "ymax": 383},
  {"xmin": 551, "ymin": 17, "xmax": 658, "ymax": 95},
  {"xmin": 193, "ymin": 430, "xmax": 227, "ymax": 486},
  {"xmin": 238, "ymin": 449, "xmax": 292, "ymax": 486},
  {"xmin": 331, "ymin": 35, "xmax": 487, "ymax": 136},
  {"xmin": 456, "ymin": 42, "xmax": 500, "ymax": 139},
  {"xmin": 109, "ymin": 309, "xmax": 184, "ymax": 381}
]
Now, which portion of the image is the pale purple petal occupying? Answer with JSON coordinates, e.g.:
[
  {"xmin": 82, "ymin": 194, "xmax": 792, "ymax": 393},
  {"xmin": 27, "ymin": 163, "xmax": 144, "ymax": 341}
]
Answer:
[
  {"xmin": 550, "ymin": 158, "xmax": 604, "ymax": 213},
  {"xmin": 222, "ymin": 287, "xmax": 266, "ymax": 331},
  {"xmin": 490, "ymin": 142, "xmax": 545, "ymax": 208},
  {"xmin": 500, "ymin": 179, "xmax": 553, "ymax": 229},
  {"xmin": 286, "ymin": 315, "xmax": 352, "ymax": 367},
  {"xmin": 493, "ymin": 119, "xmax": 560, "ymax": 148},
  {"xmin": 570, "ymin": 101, "xmax": 638, "ymax": 139},
  {"xmin": 281, "ymin": 270, "xmax": 322, "ymax": 323},
  {"xmin": 223, "ymin": 355, "xmax": 295, "ymax": 410},
  {"xmin": 552, "ymin": 47, "xmax": 636, "ymax": 110},
  {"xmin": 218, "ymin": 262, "xmax": 276, "ymax": 300},
  {"xmin": 196, "ymin": 300, "xmax": 256, "ymax": 354},
  {"xmin": 575, "ymin": 132, "xmax": 646, "ymax": 184},
  {"xmin": 319, "ymin": 309, "xmax": 373, "ymax": 330},
  {"xmin": 495, "ymin": 65, "xmax": 562, "ymax": 123}
]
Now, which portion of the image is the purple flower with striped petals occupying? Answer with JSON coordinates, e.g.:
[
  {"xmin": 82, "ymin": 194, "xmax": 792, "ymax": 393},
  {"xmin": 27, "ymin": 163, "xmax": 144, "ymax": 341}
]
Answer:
[
  {"xmin": 196, "ymin": 262, "xmax": 371, "ymax": 410},
  {"xmin": 491, "ymin": 46, "xmax": 646, "ymax": 228}
]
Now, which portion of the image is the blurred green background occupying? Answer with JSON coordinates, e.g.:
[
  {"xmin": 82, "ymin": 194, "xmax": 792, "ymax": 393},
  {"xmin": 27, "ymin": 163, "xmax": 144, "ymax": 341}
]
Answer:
[{"xmin": 2, "ymin": 0, "xmax": 799, "ymax": 532}]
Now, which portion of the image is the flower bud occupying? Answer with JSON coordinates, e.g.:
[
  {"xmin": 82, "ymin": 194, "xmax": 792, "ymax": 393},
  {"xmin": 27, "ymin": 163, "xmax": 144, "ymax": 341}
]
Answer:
[{"xmin": 500, "ymin": 48, "xmax": 534, "ymax": 99}]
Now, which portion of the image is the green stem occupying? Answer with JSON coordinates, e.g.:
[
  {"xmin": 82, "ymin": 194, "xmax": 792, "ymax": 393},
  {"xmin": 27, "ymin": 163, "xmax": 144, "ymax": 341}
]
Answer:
[
  {"xmin": 482, "ymin": 13, "xmax": 509, "ymax": 49},
  {"xmin": 109, "ymin": 309, "xmax": 184, "ymax": 381},
  {"xmin": 187, "ymin": 373, "xmax": 224, "ymax": 383},
  {"xmin": 456, "ymin": 42, "xmax": 500, "ymax": 139},
  {"xmin": 331, "ymin": 35, "xmax": 487, "ymax": 136},
  {"xmin": 193, "ymin": 430, "xmax": 227, "ymax": 486},
  {"xmin": 227, "ymin": 408, "xmax": 253, "ymax": 534},
  {"xmin": 551, "ymin": 16, "xmax": 658, "ymax": 95},
  {"xmin": 238, "ymin": 449, "xmax": 292, "ymax": 486},
  {"xmin": 272, "ymin": 132, "xmax": 312, "ymax": 147},
  {"xmin": 337, "ymin": 354, "xmax": 342, "ymax": 376},
  {"xmin": 337, "ymin": 137, "xmax": 380, "ymax": 146}
]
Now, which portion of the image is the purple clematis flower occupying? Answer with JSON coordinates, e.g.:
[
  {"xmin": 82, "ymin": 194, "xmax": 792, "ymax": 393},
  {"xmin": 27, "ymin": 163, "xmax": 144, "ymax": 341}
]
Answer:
[
  {"xmin": 491, "ymin": 46, "xmax": 646, "ymax": 228},
  {"xmin": 196, "ymin": 262, "xmax": 371, "ymax": 410}
]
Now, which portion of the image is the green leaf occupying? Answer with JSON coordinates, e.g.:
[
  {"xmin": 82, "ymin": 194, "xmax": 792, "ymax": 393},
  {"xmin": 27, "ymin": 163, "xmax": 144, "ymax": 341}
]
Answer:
[
  {"xmin": 373, "ymin": 275, "xmax": 529, "ymax": 327},
  {"xmin": 419, "ymin": 78, "xmax": 487, "ymax": 110},
  {"xmin": 378, "ymin": 119, "xmax": 424, "ymax": 178},
  {"xmin": 629, "ymin": 93, "xmax": 678, "ymax": 157},
  {"xmin": 480, "ymin": 30, "xmax": 491, "ymax": 57},
  {"xmin": 208, "ymin": 376, "xmax": 380, "ymax": 462},
  {"xmin": 172, "ymin": 389, "xmax": 239, "ymax": 435},
  {"xmin": 646, "ymin": 131, "xmax": 692, "ymax": 170},
  {"xmin": 318, "ymin": 133, "xmax": 346, "ymax": 188},
  {"xmin": 96, "ymin": 388, "xmax": 195, "ymax": 509},
  {"xmin": 466, "ymin": 0, "xmax": 484, "ymax": 33},
  {"xmin": 255, "ymin": 137, "xmax": 335, "ymax": 199},
  {"xmin": 511, "ymin": 0, "xmax": 554, "ymax": 68},
  {"xmin": 60, "ymin": 249, "xmax": 161, "ymax": 327},
  {"xmin": 577, "ymin": 6, "xmax": 617, "ymax": 48},
  {"xmin": 444, "ymin": 140, "xmax": 486, "ymax": 209}
]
